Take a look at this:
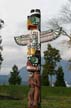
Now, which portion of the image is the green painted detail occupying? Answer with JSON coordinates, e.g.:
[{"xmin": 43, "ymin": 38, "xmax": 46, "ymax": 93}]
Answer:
[
  {"xmin": 31, "ymin": 17, "xmax": 39, "ymax": 25},
  {"xmin": 29, "ymin": 56, "xmax": 38, "ymax": 64}
]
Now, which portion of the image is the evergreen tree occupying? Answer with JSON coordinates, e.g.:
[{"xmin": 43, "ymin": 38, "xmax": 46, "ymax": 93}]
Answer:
[
  {"xmin": 42, "ymin": 44, "xmax": 61, "ymax": 86},
  {"xmin": 9, "ymin": 65, "xmax": 21, "ymax": 85},
  {"xmin": 55, "ymin": 66, "xmax": 66, "ymax": 87},
  {"xmin": 0, "ymin": 19, "xmax": 4, "ymax": 70},
  {"xmin": 0, "ymin": 50, "xmax": 3, "ymax": 69},
  {"xmin": 41, "ymin": 67, "xmax": 49, "ymax": 86}
]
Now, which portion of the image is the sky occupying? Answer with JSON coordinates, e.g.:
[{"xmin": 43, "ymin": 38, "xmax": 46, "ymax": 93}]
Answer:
[{"xmin": 0, "ymin": 0, "xmax": 70, "ymax": 75}]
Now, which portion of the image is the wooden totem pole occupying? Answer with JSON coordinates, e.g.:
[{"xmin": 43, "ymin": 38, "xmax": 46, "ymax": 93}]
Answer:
[
  {"xmin": 14, "ymin": 9, "xmax": 62, "ymax": 108},
  {"xmin": 27, "ymin": 9, "xmax": 41, "ymax": 108}
]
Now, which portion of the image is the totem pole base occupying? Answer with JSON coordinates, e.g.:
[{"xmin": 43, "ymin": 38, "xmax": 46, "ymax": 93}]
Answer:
[{"xmin": 28, "ymin": 71, "xmax": 41, "ymax": 108}]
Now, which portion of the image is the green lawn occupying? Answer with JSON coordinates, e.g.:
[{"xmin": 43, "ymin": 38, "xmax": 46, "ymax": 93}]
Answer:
[{"xmin": 0, "ymin": 85, "xmax": 71, "ymax": 108}]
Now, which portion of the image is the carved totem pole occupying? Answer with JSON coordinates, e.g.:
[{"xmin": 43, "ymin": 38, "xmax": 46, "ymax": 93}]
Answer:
[
  {"xmin": 14, "ymin": 9, "xmax": 62, "ymax": 108},
  {"xmin": 27, "ymin": 9, "xmax": 41, "ymax": 108}
]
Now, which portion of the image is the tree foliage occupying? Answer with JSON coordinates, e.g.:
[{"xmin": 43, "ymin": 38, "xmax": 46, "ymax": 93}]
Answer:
[
  {"xmin": 0, "ymin": 19, "xmax": 4, "ymax": 29},
  {"xmin": 42, "ymin": 44, "xmax": 61, "ymax": 86},
  {"xmin": 0, "ymin": 52, "xmax": 3, "ymax": 67},
  {"xmin": 41, "ymin": 67, "xmax": 49, "ymax": 86},
  {"xmin": 0, "ymin": 36, "xmax": 3, "ymax": 70},
  {"xmin": 0, "ymin": 19, "xmax": 4, "ymax": 69},
  {"xmin": 61, "ymin": 1, "xmax": 71, "ymax": 24},
  {"xmin": 9, "ymin": 65, "xmax": 21, "ymax": 85},
  {"xmin": 47, "ymin": 0, "xmax": 71, "ymax": 42},
  {"xmin": 55, "ymin": 66, "xmax": 66, "ymax": 87}
]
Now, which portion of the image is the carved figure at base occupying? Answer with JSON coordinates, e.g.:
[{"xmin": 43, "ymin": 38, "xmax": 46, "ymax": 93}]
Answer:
[
  {"xmin": 28, "ymin": 71, "xmax": 40, "ymax": 108},
  {"xmin": 28, "ymin": 72, "xmax": 35, "ymax": 108},
  {"xmin": 33, "ymin": 71, "xmax": 40, "ymax": 108}
]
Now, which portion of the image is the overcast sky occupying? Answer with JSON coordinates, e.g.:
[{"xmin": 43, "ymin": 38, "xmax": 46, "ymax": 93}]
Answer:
[{"xmin": 0, "ymin": 0, "xmax": 70, "ymax": 75}]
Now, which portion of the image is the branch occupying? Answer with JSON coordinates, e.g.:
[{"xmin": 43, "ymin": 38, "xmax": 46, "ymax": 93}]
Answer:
[
  {"xmin": 60, "ymin": 3, "xmax": 71, "ymax": 23},
  {"xmin": 48, "ymin": 18, "xmax": 60, "ymax": 30},
  {"xmin": 61, "ymin": 30, "xmax": 71, "ymax": 39}
]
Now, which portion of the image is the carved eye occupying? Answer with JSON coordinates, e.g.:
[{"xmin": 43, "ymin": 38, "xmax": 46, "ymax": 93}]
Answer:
[
  {"xmin": 30, "ymin": 9, "xmax": 35, "ymax": 13},
  {"xmin": 29, "ymin": 56, "xmax": 39, "ymax": 64}
]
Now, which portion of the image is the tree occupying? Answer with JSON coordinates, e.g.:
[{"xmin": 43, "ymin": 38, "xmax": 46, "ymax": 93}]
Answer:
[
  {"xmin": 0, "ymin": 19, "xmax": 4, "ymax": 29},
  {"xmin": 55, "ymin": 66, "xmax": 66, "ymax": 87},
  {"xmin": 48, "ymin": 18, "xmax": 61, "ymax": 30},
  {"xmin": 9, "ymin": 65, "xmax": 21, "ymax": 85},
  {"xmin": 61, "ymin": 1, "xmax": 71, "ymax": 24},
  {"xmin": 0, "ymin": 36, "xmax": 3, "ymax": 69},
  {"xmin": 0, "ymin": 51, "xmax": 3, "ymax": 69},
  {"xmin": 43, "ymin": 44, "xmax": 61, "ymax": 86},
  {"xmin": 60, "ymin": 1, "xmax": 71, "ymax": 40},
  {"xmin": 48, "ymin": 17, "xmax": 71, "ymax": 40},
  {"xmin": 41, "ymin": 67, "xmax": 49, "ymax": 86},
  {"xmin": 47, "ymin": 0, "xmax": 71, "ymax": 43},
  {"xmin": 0, "ymin": 19, "xmax": 4, "ymax": 70}
]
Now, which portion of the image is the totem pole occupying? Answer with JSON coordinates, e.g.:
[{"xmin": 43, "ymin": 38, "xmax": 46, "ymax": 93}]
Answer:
[
  {"xmin": 14, "ymin": 9, "xmax": 62, "ymax": 108},
  {"xmin": 27, "ymin": 9, "xmax": 41, "ymax": 108}
]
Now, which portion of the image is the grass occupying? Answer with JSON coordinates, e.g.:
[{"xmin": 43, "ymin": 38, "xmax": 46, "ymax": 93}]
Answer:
[
  {"xmin": 0, "ymin": 85, "xmax": 71, "ymax": 108},
  {"xmin": 0, "ymin": 85, "xmax": 29, "ymax": 99}
]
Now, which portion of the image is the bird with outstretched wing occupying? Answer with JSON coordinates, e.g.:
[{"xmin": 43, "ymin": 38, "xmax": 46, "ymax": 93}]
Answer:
[{"xmin": 14, "ymin": 27, "xmax": 62, "ymax": 46}]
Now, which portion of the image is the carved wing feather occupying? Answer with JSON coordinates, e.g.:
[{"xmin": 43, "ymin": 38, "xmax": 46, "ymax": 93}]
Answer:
[
  {"xmin": 40, "ymin": 28, "xmax": 61, "ymax": 43},
  {"xmin": 14, "ymin": 28, "xmax": 61, "ymax": 46},
  {"xmin": 14, "ymin": 34, "xmax": 30, "ymax": 46}
]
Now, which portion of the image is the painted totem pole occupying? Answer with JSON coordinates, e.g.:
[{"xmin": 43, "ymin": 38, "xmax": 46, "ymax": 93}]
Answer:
[
  {"xmin": 14, "ymin": 9, "xmax": 62, "ymax": 108},
  {"xmin": 27, "ymin": 9, "xmax": 41, "ymax": 108}
]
